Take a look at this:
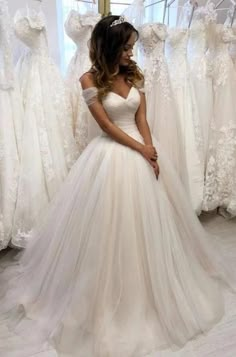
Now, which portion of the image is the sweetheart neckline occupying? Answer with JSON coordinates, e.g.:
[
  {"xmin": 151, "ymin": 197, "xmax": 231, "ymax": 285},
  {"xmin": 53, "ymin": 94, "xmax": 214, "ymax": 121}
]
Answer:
[{"xmin": 110, "ymin": 86, "xmax": 134, "ymax": 100}]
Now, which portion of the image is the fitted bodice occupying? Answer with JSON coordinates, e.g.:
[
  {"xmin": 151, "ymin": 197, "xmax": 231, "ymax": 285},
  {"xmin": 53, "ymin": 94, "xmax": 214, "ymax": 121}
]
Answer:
[
  {"xmin": 166, "ymin": 28, "xmax": 189, "ymax": 62},
  {"xmin": 165, "ymin": 28, "xmax": 189, "ymax": 88},
  {"xmin": 65, "ymin": 10, "xmax": 100, "ymax": 49},
  {"xmin": 102, "ymin": 87, "xmax": 140, "ymax": 133},
  {"xmin": 139, "ymin": 23, "xmax": 167, "ymax": 59},
  {"xmin": 138, "ymin": 23, "xmax": 170, "ymax": 94},
  {"xmin": 211, "ymin": 24, "xmax": 236, "ymax": 88},
  {"xmin": 14, "ymin": 9, "xmax": 48, "ymax": 55},
  {"xmin": 0, "ymin": 0, "xmax": 14, "ymax": 89},
  {"xmin": 215, "ymin": 24, "xmax": 236, "ymax": 55},
  {"xmin": 189, "ymin": 20, "xmax": 208, "ymax": 57}
]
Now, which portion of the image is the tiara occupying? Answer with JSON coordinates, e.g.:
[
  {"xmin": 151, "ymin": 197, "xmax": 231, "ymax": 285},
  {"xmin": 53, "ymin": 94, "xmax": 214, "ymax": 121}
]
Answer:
[{"xmin": 110, "ymin": 16, "xmax": 126, "ymax": 27}]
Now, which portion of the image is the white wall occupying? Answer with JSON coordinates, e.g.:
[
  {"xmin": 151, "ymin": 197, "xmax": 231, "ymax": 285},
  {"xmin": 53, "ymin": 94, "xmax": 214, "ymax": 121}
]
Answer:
[{"xmin": 8, "ymin": 0, "xmax": 62, "ymax": 67}]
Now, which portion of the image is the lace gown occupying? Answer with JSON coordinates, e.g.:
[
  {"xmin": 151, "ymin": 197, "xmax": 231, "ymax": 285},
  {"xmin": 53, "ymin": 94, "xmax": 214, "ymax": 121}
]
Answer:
[
  {"xmin": 0, "ymin": 0, "xmax": 23, "ymax": 250},
  {"xmin": 188, "ymin": 14, "xmax": 213, "ymax": 164},
  {"xmin": 65, "ymin": 10, "xmax": 101, "ymax": 153},
  {"xmin": 166, "ymin": 28, "xmax": 204, "ymax": 214},
  {"xmin": 11, "ymin": 8, "xmax": 78, "ymax": 248},
  {"xmin": 203, "ymin": 24, "xmax": 236, "ymax": 217},
  {"xmin": 0, "ymin": 86, "xmax": 235, "ymax": 357},
  {"xmin": 138, "ymin": 23, "xmax": 188, "ymax": 188}
]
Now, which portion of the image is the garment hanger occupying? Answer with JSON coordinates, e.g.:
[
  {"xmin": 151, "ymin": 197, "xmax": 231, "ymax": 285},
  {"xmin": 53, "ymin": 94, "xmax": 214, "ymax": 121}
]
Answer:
[
  {"xmin": 75, "ymin": 0, "xmax": 96, "ymax": 5},
  {"xmin": 162, "ymin": 0, "xmax": 168, "ymax": 23},
  {"xmin": 176, "ymin": 0, "xmax": 198, "ymax": 28},
  {"xmin": 144, "ymin": 0, "xmax": 165, "ymax": 9},
  {"xmin": 188, "ymin": 1, "xmax": 198, "ymax": 28},
  {"xmin": 215, "ymin": 0, "xmax": 227, "ymax": 9},
  {"xmin": 166, "ymin": 0, "xmax": 178, "ymax": 26},
  {"xmin": 229, "ymin": 0, "xmax": 236, "ymax": 26}
]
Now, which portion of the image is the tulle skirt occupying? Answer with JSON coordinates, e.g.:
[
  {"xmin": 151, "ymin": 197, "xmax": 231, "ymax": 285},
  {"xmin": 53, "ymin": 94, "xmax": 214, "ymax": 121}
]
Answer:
[{"xmin": 0, "ymin": 128, "xmax": 234, "ymax": 357}]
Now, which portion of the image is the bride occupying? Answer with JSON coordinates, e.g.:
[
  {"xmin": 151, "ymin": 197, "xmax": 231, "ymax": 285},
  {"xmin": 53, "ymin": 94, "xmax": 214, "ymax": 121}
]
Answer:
[{"xmin": 0, "ymin": 15, "xmax": 234, "ymax": 357}]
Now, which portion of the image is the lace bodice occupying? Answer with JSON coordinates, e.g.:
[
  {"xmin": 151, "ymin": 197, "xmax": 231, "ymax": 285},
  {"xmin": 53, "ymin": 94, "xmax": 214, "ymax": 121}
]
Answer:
[
  {"xmin": 188, "ymin": 19, "xmax": 211, "ymax": 80},
  {"xmin": 14, "ymin": 8, "xmax": 48, "ymax": 55},
  {"xmin": 215, "ymin": 24, "xmax": 236, "ymax": 54},
  {"xmin": 212, "ymin": 24, "xmax": 236, "ymax": 88},
  {"xmin": 65, "ymin": 11, "xmax": 100, "ymax": 49},
  {"xmin": 139, "ymin": 23, "xmax": 167, "ymax": 59},
  {"xmin": 139, "ymin": 23, "xmax": 170, "ymax": 95},
  {"xmin": 102, "ymin": 87, "xmax": 140, "ymax": 133},
  {"xmin": 189, "ymin": 19, "xmax": 208, "ymax": 56},
  {"xmin": 166, "ymin": 28, "xmax": 189, "ymax": 61},
  {"xmin": 0, "ymin": 0, "xmax": 14, "ymax": 89},
  {"xmin": 165, "ymin": 28, "xmax": 189, "ymax": 87}
]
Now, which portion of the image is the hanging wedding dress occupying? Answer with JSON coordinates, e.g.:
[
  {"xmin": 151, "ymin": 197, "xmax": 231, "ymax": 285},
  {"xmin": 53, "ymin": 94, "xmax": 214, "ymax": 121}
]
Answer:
[
  {"xmin": 188, "ymin": 6, "xmax": 214, "ymax": 165},
  {"xmin": 0, "ymin": 0, "xmax": 23, "ymax": 250},
  {"xmin": 11, "ymin": 7, "xmax": 78, "ymax": 248},
  {"xmin": 203, "ymin": 23, "xmax": 236, "ymax": 217},
  {"xmin": 65, "ymin": 9, "xmax": 101, "ymax": 154},
  {"xmin": 123, "ymin": 0, "xmax": 189, "ymax": 190},
  {"xmin": 138, "ymin": 22, "xmax": 189, "ymax": 188},
  {"xmin": 0, "ymin": 85, "xmax": 235, "ymax": 357},
  {"xmin": 165, "ymin": 17, "xmax": 204, "ymax": 214}
]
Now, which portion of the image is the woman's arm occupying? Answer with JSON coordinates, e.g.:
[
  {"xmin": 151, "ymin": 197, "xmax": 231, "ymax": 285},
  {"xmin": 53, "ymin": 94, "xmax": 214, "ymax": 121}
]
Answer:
[
  {"xmin": 135, "ymin": 91, "xmax": 159, "ymax": 178},
  {"xmin": 80, "ymin": 73, "xmax": 157, "ymax": 164},
  {"xmin": 135, "ymin": 91, "xmax": 153, "ymax": 146}
]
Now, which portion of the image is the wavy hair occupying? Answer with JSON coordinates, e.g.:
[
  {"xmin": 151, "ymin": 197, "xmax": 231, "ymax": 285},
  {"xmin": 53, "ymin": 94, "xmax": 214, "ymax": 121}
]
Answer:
[{"xmin": 89, "ymin": 15, "xmax": 144, "ymax": 99}]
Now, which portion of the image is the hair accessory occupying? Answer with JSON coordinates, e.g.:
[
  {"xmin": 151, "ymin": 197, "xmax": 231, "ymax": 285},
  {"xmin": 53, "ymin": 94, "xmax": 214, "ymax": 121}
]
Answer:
[{"xmin": 110, "ymin": 16, "xmax": 126, "ymax": 27}]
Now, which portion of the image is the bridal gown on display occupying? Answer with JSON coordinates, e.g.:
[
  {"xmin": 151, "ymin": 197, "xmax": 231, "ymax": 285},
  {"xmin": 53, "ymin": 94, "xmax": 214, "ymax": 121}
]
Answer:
[
  {"xmin": 138, "ymin": 23, "xmax": 189, "ymax": 188},
  {"xmin": 65, "ymin": 10, "xmax": 101, "ymax": 153},
  {"xmin": 188, "ymin": 8, "xmax": 214, "ymax": 164},
  {"xmin": 166, "ymin": 27, "xmax": 204, "ymax": 214},
  {"xmin": 0, "ymin": 0, "xmax": 23, "ymax": 250},
  {"xmin": 0, "ymin": 85, "xmax": 235, "ymax": 357},
  {"xmin": 203, "ymin": 24, "xmax": 236, "ymax": 217},
  {"xmin": 11, "ymin": 8, "xmax": 78, "ymax": 248}
]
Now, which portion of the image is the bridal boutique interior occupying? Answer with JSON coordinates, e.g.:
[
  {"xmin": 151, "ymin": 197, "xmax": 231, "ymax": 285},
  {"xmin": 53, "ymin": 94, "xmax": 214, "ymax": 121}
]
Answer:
[{"xmin": 1, "ymin": 0, "xmax": 236, "ymax": 356}]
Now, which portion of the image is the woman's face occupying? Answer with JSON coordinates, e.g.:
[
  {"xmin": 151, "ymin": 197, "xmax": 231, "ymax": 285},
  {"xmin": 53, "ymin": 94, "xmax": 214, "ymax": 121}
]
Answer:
[{"xmin": 119, "ymin": 31, "xmax": 136, "ymax": 66}]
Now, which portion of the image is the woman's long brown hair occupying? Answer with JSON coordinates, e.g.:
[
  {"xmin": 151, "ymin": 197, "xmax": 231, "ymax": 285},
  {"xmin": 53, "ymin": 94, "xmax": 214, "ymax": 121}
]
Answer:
[{"xmin": 89, "ymin": 15, "xmax": 144, "ymax": 100}]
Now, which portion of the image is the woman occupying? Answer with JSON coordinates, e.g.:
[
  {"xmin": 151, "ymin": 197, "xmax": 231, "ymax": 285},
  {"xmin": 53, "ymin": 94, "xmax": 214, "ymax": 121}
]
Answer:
[{"xmin": 0, "ymin": 15, "xmax": 234, "ymax": 357}]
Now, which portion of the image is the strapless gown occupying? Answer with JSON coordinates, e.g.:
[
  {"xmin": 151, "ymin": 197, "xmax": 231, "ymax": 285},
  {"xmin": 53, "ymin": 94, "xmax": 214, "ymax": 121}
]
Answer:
[{"xmin": 0, "ymin": 86, "xmax": 234, "ymax": 357}]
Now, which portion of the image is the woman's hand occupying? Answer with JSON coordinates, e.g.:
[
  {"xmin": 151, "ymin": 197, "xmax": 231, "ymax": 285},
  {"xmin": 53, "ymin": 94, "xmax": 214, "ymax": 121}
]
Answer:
[
  {"xmin": 152, "ymin": 161, "xmax": 160, "ymax": 179},
  {"xmin": 140, "ymin": 144, "xmax": 158, "ymax": 165}
]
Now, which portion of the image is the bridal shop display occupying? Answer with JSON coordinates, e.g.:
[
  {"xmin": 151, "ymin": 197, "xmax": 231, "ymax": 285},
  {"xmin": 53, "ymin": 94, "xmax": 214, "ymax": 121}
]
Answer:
[
  {"xmin": 0, "ymin": 0, "xmax": 236, "ymax": 356},
  {"xmin": 1, "ymin": 0, "xmax": 236, "ymax": 249}
]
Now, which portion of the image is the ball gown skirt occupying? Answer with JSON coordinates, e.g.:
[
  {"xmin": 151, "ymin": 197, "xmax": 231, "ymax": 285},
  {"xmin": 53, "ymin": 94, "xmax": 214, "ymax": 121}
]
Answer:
[{"xmin": 0, "ymin": 87, "xmax": 234, "ymax": 357}]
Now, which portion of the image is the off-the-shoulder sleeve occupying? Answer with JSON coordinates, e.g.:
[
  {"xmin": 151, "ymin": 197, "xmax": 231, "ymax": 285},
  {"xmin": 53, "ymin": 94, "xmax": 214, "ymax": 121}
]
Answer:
[{"xmin": 82, "ymin": 87, "xmax": 98, "ymax": 106}]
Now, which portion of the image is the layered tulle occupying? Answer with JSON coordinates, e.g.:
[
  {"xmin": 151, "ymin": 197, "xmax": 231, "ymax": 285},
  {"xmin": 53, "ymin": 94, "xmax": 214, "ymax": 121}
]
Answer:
[
  {"xmin": 0, "ymin": 128, "xmax": 234, "ymax": 356},
  {"xmin": 0, "ymin": 87, "xmax": 235, "ymax": 357}
]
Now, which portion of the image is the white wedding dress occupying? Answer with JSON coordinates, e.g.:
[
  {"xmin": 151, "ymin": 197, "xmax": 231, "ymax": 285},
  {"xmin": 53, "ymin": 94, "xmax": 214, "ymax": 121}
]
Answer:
[
  {"xmin": 203, "ymin": 24, "xmax": 236, "ymax": 217},
  {"xmin": 0, "ymin": 0, "xmax": 23, "ymax": 250},
  {"xmin": 65, "ymin": 10, "xmax": 101, "ymax": 153},
  {"xmin": 165, "ymin": 27, "xmax": 204, "ymax": 214},
  {"xmin": 11, "ymin": 8, "xmax": 78, "ymax": 248},
  {"xmin": 188, "ymin": 9, "xmax": 214, "ymax": 164},
  {"xmin": 0, "ymin": 85, "xmax": 235, "ymax": 357},
  {"xmin": 138, "ymin": 23, "xmax": 188, "ymax": 188}
]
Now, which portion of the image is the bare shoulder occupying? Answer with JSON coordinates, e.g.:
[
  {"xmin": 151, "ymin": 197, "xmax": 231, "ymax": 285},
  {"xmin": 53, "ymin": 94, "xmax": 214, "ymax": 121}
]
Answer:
[{"xmin": 80, "ymin": 72, "xmax": 95, "ymax": 89}]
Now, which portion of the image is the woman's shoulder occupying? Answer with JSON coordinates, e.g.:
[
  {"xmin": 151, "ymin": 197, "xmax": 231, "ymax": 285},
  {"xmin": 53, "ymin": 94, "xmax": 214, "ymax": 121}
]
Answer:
[{"xmin": 80, "ymin": 70, "xmax": 96, "ymax": 89}]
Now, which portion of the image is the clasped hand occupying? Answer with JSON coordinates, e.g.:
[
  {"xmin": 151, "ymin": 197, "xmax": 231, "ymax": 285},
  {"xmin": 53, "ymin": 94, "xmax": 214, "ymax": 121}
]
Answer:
[{"xmin": 140, "ymin": 144, "xmax": 159, "ymax": 179}]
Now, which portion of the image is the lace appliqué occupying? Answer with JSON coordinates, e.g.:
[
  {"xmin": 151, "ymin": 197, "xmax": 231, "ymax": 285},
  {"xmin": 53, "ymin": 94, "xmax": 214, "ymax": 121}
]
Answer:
[
  {"xmin": 139, "ymin": 23, "xmax": 171, "ymax": 101},
  {"xmin": 0, "ymin": 0, "xmax": 14, "ymax": 89},
  {"xmin": 203, "ymin": 122, "xmax": 236, "ymax": 214}
]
